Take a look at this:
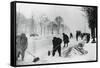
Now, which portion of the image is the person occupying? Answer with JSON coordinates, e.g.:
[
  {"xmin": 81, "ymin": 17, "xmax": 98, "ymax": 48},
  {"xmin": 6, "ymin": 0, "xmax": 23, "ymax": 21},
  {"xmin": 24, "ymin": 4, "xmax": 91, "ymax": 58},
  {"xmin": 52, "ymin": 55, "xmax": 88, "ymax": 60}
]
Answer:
[
  {"xmin": 76, "ymin": 31, "xmax": 82, "ymax": 41},
  {"xmin": 70, "ymin": 33, "xmax": 73, "ymax": 38},
  {"xmin": 63, "ymin": 41, "xmax": 88, "ymax": 57},
  {"xmin": 81, "ymin": 33, "xmax": 90, "ymax": 43},
  {"xmin": 16, "ymin": 33, "xmax": 28, "ymax": 61},
  {"xmin": 52, "ymin": 37, "xmax": 62, "ymax": 57},
  {"xmin": 74, "ymin": 41, "xmax": 88, "ymax": 55},
  {"xmin": 62, "ymin": 33, "xmax": 69, "ymax": 47}
]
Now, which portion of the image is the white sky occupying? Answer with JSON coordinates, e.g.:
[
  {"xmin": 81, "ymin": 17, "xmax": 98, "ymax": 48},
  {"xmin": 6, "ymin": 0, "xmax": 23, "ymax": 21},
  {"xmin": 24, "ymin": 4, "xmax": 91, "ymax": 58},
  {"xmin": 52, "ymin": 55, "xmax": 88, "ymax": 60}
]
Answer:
[{"xmin": 16, "ymin": 3, "xmax": 90, "ymax": 34}]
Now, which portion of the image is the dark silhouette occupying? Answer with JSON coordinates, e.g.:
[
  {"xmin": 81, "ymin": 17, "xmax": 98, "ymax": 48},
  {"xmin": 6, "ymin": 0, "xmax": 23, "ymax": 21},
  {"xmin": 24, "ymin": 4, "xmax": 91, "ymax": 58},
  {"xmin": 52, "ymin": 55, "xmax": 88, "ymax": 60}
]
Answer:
[
  {"xmin": 82, "ymin": 33, "xmax": 90, "ymax": 43},
  {"xmin": 70, "ymin": 33, "xmax": 73, "ymax": 38},
  {"xmin": 76, "ymin": 31, "xmax": 90, "ymax": 43},
  {"xmin": 16, "ymin": 33, "xmax": 28, "ymax": 61},
  {"xmin": 76, "ymin": 31, "xmax": 82, "ymax": 41},
  {"xmin": 86, "ymin": 33, "xmax": 90, "ymax": 43},
  {"xmin": 52, "ymin": 37, "xmax": 62, "ymax": 56},
  {"xmin": 62, "ymin": 33, "xmax": 69, "ymax": 47}
]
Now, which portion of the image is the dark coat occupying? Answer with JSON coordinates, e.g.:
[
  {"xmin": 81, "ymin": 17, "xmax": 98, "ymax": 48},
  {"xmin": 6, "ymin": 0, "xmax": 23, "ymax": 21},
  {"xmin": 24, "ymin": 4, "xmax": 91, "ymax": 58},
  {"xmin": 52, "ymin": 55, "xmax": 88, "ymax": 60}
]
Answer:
[
  {"xmin": 52, "ymin": 37, "xmax": 62, "ymax": 48},
  {"xmin": 16, "ymin": 33, "xmax": 28, "ymax": 61},
  {"xmin": 63, "ymin": 33, "xmax": 69, "ymax": 44},
  {"xmin": 52, "ymin": 37, "xmax": 62, "ymax": 56}
]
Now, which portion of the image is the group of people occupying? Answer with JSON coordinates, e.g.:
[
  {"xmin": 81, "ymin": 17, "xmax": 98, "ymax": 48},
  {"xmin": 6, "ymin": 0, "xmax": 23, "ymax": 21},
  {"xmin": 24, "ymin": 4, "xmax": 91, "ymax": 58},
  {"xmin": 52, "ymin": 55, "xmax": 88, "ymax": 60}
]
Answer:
[
  {"xmin": 52, "ymin": 31, "xmax": 90, "ymax": 57},
  {"xmin": 76, "ymin": 31, "xmax": 90, "ymax": 43},
  {"xmin": 16, "ymin": 31, "xmax": 90, "ymax": 61},
  {"xmin": 52, "ymin": 33, "xmax": 70, "ymax": 57}
]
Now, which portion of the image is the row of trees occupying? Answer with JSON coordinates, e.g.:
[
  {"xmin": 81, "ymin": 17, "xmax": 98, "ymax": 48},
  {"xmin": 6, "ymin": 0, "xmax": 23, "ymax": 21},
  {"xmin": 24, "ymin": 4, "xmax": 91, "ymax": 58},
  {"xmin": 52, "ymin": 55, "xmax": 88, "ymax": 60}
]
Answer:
[
  {"xmin": 16, "ymin": 12, "xmax": 67, "ymax": 36},
  {"xmin": 17, "ymin": 6, "xmax": 97, "ymax": 41},
  {"xmin": 39, "ymin": 15, "xmax": 66, "ymax": 36}
]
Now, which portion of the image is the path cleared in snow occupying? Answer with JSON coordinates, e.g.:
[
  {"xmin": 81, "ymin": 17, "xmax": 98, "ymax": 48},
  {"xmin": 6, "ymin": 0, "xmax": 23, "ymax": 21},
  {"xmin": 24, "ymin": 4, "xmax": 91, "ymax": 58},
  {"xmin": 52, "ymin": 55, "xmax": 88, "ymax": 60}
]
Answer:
[{"xmin": 17, "ymin": 35, "xmax": 97, "ymax": 65}]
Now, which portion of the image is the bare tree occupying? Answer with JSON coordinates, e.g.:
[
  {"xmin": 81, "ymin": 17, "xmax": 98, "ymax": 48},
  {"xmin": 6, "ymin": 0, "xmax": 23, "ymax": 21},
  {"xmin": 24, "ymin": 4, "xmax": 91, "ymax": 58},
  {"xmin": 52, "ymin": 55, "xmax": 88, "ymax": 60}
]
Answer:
[
  {"xmin": 60, "ymin": 24, "xmax": 64, "ymax": 33},
  {"xmin": 39, "ymin": 15, "xmax": 49, "ymax": 36},
  {"xmin": 16, "ymin": 12, "xmax": 27, "ymax": 34},
  {"xmin": 39, "ymin": 22, "xmax": 43, "ymax": 35},
  {"xmin": 55, "ymin": 16, "xmax": 63, "ymax": 34},
  {"xmin": 30, "ymin": 15, "xmax": 35, "ymax": 34}
]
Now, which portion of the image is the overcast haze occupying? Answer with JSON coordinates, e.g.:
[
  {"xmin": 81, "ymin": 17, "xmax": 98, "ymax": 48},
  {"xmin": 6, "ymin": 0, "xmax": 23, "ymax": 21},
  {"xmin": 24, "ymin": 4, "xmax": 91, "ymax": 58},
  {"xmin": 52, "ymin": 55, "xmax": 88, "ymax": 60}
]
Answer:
[
  {"xmin": 16, "ymin": 3, "xmax": 91, "ymax": 34},
  {"xmin": 16, "ymin": 3, "xmax": 97, "ymax": 65}
]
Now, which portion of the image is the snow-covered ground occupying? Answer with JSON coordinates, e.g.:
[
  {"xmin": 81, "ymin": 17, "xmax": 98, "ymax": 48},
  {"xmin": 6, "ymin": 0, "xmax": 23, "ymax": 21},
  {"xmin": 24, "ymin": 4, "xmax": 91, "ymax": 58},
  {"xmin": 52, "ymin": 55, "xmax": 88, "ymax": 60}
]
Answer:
[{"xmin": 16, "ymin": 35, "xmax": 97, "ymax": 65}]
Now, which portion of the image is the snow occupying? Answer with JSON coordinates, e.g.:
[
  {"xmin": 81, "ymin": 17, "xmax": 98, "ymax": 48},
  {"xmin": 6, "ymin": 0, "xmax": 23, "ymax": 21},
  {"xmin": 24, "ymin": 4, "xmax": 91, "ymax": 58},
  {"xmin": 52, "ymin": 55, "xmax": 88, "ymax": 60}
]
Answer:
[{"xmin": 16, "ymin": 35, "xmax": 97, "ymax": 65}]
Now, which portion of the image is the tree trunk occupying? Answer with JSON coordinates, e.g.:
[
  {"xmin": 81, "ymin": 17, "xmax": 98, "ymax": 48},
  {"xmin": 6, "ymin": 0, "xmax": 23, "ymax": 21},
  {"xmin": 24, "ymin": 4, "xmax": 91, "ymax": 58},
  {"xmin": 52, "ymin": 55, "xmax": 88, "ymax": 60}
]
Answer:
[
  {"xmin": 40, "ymin": 24, "xmax": 42, "ymax": 35},
  {"xmin": 91, "ymin": 28, "xmax": 96, "ymax": 43},
  {"xmin": 44, "ymin": 26, "xmax": 45, "ymax": 36},
  {"xmin": 52, "ymin": 26, "xmax": 53, "ymax": 34}
]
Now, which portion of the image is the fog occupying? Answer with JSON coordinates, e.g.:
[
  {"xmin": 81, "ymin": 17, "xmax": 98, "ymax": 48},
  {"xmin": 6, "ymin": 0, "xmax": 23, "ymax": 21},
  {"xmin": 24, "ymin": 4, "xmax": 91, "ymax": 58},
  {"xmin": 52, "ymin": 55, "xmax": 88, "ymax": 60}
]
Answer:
[
  {"xmin": 16, "ymin": 3, "xmax": 91, "ymax": 35},
  {"xmin": 16, "ymin": 3, "xmax": 97, "ymax": 65}
]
